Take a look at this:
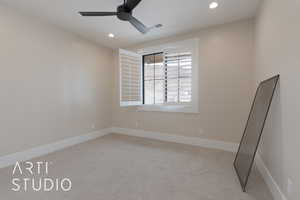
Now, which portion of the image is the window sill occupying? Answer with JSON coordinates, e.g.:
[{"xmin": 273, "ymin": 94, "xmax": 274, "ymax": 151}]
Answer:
[{"xmin": 136, "ymin": 104, "xmax": 199, "ymax": 114}]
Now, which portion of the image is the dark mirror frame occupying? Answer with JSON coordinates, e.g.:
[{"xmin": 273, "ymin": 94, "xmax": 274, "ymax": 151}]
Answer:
[{"xmin": 234, "ymin": 74, "xmax": 280, "ymax": 192}]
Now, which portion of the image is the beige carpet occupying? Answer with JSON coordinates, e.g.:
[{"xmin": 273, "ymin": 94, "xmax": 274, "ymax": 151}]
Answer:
[{"xmin": 0, "ymin": 134, "xmax": 272, "ymax": 200}]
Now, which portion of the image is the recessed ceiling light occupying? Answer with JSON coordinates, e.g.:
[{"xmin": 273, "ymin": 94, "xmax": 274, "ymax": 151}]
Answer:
[
  {"xmin": 209, "ymin": 2, "xmax": 219, "ymax": 9},
  {"xmin": 108, "ymin": 33, "xmax": 114, "ymax": 38}
]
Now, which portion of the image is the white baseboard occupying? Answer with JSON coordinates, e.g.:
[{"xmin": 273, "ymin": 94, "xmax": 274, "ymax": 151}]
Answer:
[
  {"xmin": 0, "ymin": 126, "xmax": 286, "ymax": 200},
  {"xmin": 0, "ymin": 128, "xmax": 111, "ymax": 169},
  {"xmin": 255, "ymin": 155, "xmax": 288, "ymax": 200},
  {"xmin": 111, "ymin": 127, "xmax": 239, "ymax": 152}
]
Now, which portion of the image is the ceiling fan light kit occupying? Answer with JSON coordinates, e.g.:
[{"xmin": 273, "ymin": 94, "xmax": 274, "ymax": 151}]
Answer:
[{"xmin": 79, "ymin": 0, "xmax": 162, "ymax": 34}]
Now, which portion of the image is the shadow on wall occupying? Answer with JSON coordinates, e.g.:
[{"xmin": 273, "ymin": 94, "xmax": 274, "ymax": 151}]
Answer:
[{"xmin": 259, "ymin": 82, "xmax": 286, "ymax": 193}]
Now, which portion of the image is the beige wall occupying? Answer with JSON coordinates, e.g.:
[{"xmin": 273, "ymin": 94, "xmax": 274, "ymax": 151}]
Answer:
[
  {"xmin": 0, "ymin": 5, "xmax": 113, "ymax": 156},
  {"xmin": 112, "ymin": 20, "xmax": 255, "ymax": 143},
  {"xmin": 2, "ymin": 2, "xmax": 297, "ymax": 198},
  {"xmin": 255, "ymin": 0, "xmax": 300, "ymax": 199}
]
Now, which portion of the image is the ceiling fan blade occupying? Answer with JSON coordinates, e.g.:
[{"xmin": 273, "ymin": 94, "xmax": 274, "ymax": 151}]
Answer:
[
  {"xmin": 124, "ymin": 0, "xmax": 142, "ymax": 11},
  {"xmin": 79, "ymin": 12, "xmax": 117, "ymax": 16},
  {"xmin": 128, "ymin": 16, "xmax": 148, "ymax": 34}
]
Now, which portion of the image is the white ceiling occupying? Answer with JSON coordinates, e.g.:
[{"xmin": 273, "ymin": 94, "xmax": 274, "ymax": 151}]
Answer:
[{"xmin": 1, "ymin": 0, "xmax": 260, "ymax": 48}]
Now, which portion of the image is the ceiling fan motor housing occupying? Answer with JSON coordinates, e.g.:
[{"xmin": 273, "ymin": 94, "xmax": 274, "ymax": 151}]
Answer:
[
  {"xmin": 117, "ymin": 5, "xmax": 132, "ymax": 21},
  {"xmin": 79, "ymin": 0, "xmax": 161, "ymax": 34}
]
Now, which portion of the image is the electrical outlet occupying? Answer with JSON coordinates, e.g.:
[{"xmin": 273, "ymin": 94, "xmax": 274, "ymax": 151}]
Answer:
[
  {"xmin": 91, "ymin": 124, "xmax": 96, "ymax": 130},
  {"xmin": 287, "ymin": 178, "xmax": 293, "ymax": 196}
]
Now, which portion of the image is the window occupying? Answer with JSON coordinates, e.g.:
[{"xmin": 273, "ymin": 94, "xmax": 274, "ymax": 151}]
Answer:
[
  {"xmin": 143, "ymin": 52, "xmax": 192, "ymax": 105},
  {"xmin": 119, "ymin": 38, "xmax": 199, "ymax": 113}
]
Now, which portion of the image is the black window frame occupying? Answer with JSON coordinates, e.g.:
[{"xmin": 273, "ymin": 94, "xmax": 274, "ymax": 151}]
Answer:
[
  {"xmin": 142, "ymin": 52, "xmax": 164, "ymax": 104},
  {"xmin": 142, "ymin": 51, "xmax": 192, "ymax": 105}
]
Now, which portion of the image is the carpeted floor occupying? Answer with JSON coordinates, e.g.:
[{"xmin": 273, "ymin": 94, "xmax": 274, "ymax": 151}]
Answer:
[{"xmin": 0, "ymin": 133, "xmax": 273, "ymax": 200}]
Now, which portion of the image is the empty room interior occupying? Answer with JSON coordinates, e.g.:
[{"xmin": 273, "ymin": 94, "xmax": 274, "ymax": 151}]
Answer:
[{"xmin": 0, "ymin": 0, "xmax": 299, "ymax": 199}]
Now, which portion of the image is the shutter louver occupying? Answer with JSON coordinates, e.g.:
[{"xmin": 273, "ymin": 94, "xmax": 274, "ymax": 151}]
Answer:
[{"xmin": 119, "ymin": 49, "xmax": 142, "ymax": 106}]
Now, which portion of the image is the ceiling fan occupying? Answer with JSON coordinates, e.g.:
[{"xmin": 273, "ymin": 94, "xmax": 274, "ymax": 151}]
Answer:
[{"xmin": 79, "ymin": 0, "xmax": 162, "ymax": 34}]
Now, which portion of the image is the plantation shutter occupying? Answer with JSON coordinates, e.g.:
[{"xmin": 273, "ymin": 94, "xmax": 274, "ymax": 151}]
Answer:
[
  {"xmin": 164, "ymin": 51, "xmax": 192, "ymax": 103},
  {"xmin": 119, "ymin": 49, "xmax": 142, "ymax": 106}
]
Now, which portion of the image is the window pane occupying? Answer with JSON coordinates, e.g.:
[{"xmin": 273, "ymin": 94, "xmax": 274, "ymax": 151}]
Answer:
[
  {"xmin": 143, "ymin": 53, "xmax": 164, "ymax": 105},
  {"xmin": 144, "ymin": 55, "xmax": 154, "ymax": 81},
  {"xmin": 179, "ymin": 78, "xmax": 192, "ymax": 102},
  {"xmin": 154, "ymin": 54, "xmax": 164, "ymax": 80},
  {"xmin": 144, "ymin": 80, "xmax": 154, "ymax": 104},
  {"xmin": 143, "ymin": 51, "xmax": 192, "ymax": 105}
]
